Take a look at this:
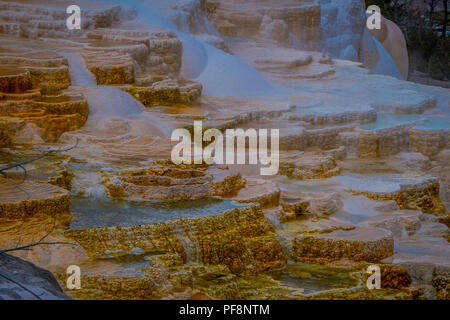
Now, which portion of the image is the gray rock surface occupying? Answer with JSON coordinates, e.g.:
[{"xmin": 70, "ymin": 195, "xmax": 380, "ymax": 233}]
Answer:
[{"xmin": 0, "ymin": 253, "xmax": 68, "ymax": 300}]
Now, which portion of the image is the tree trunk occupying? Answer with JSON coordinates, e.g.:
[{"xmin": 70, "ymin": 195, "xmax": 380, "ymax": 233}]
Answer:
[
  {"xmin": 443, "ymin": 0, "xmax": 448, "ymax": 38},
  {"xmin": 430, "ymin": 0, "xmax": 435, "ymax": 27}
]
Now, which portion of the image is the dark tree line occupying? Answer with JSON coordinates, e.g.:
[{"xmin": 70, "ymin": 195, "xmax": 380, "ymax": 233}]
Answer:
[{"xmin": 366, "ymin": 0, "xmax": 449, "ymax": 80}]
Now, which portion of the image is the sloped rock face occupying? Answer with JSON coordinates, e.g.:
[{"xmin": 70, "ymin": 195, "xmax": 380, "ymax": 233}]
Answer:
[
  {"xmin": 0, "ymin": 253, "xmax": 68, "ymax": 300},
  {"xmin": 368, "ymin": 15, "xmax": 409, "ymax": 80},
  {"xmin": 65, "ymin": 205, "xmax": 286, "ymax": 275},
  {"xmin": 0, "ymin": 156, "xmax": 85, "ymax": 269}
]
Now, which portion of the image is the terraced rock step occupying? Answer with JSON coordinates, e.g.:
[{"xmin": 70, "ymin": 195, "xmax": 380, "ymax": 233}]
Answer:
[
  {"xmin": 0, "ymin": 67, "xmax": 32, "ymax": 93},
  {"xmin": 51, "ymin": 256, "xmax": 163, "ymax": 300},
  {"xmin": 279, "ymin": 147, "xmax": 344, "ymax": 180},
  {"xmin": 65, "ymin": 205, "xmax": 285, "ymax": 275},
  {"xmin": 331, "ymin": 175, "xmax": 446, "ymax": 214},
  {"xmin": 233, "ymin": 178, "xmax": 280, "ymax": 208},
  {"xmin": 0, "ymin": 48, "xmax": 70, "ymax": 93},
  {"xmin": 82, "ymin": 50, "xmax": 135, "ymax": 85},
  {"xmin": 0, "ymin": 48, "xmax": 88, "ymax": 141},
  {"xmin": 0, "ymin": 1, "xmax": 130, "ymax": 38},
  {"xmin": 281, "ymin": 191, "xmax": 343, "ymax": 218},
  {"xmin": 228, "ymin": 43, "xmax": 335, "ymax": 85},
  {"xmin": 207, "ymin": 0, "xmax": 320, "ymax": 48},
  {"xmin": 292, "ymin": 227, "xmax": 394, "ymax": 264},
  {"xmin": 340, "ymin": 123, "xmax": 450, "ymax": 160},
  {"xmin": 102, "ymin": 165, "xmax": 245, "ymax": 201},
  {"xmin": 124, "ymin": 79, "xmax": 202, "ymax": 107},
  {"xmin": 0, "ymin": 96, "xmax": 88, "ymax": 141},
  {"xmin": 3, "ymin": 158, "xmax": 73, "ymax": 190},
  {"xmin": 50, "ymin": 256, "xmax": 258, "ymax": 300},
  {"xmin": 86, "ymin": 26, "xmax": 182, "ymax": 77},
  {"xmin": 0, "ymin": 178, "xmax": 70, "ymax": 219}
]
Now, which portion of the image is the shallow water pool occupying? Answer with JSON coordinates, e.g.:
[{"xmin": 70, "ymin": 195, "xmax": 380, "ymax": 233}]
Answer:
[{"xmin": 70, "ymin": 196, "xmax": 247, "ymax": 230}]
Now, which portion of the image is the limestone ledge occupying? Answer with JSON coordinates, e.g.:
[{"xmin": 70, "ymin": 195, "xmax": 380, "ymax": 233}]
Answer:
[
  {"xmin": 352, "ymin": 178, "xmax": 446, "ymax": 215},
  {"xmin": 279, "ymin": 147, "xmax": 344, "ymax": 180},
  {"xmin": 0, "ymin": 65, "xmax": 70, "ymax": 94},
  {"xmin": 4, "ymin": 157, "xmax": 74, "ymax": 191},
  {"xmin": 208, "ymin": 0, "xmax": 320, "ymax": 49},
  {"xmin": 27, "ymin": 66, "xmax": 70, "ymax": 94},
  {"xmin": 87, "ymin": 28, "xmax": 182, "ymax": 76},
  {"xmin": 287, "ymin": 109, "xmax": 376, "ymax": 126},
  {"xmin": 280, "ymin": 125, "xmax": 354, "ymax": 151},
  {"xmin": 0, "ymin": 1, "xmax": 130, "ymax": 39},
  {"xmin": 102, "ymin": 165, "xmax": 245, "ymax": 201},
  {"xmin": 52, "ymin": 260, "xmax": 254, "ymax": 300},
  {"xmin": 434, "ymin": 149, "xmax": 450, "ymax": 210},
  {"xmin": 52, "ymin": 259, "xmax": 412, "ymax": 300},
  {"xmin": 410, "ymin": 128, "xmax": 450, "ymax": 160},
  {"xmin": 281, "ymin": 124, "xmax": 449, "ymax": 161},
  {"xmin": 281, "ymin": 191, "xmax": 343, "ymax": 218},
  {"xmin": 83, "ymin": 51, "xmax": 134, "ymax": 85},
  {"xmin": 233, "ymin": 178, "xmax": 280, "ymax": 209},
  {"xmin": 292, "ymin": 227, "xmax": 394, "ymax": 264},
  {"xmin": 0, "ymin": 50, "xmax": 70, "ymax": 93},
  {"xmin": 340, "ymin": 127, "xmax": 450, "ymax": 160},
  {"xmin": 0, "ymin": 68, "xmax": 32, "ymax": 93},
  {"xmin": 65, "ymin": 205, "xmax": 286, "ymax": 275},
  {"xmin": 0, "ymin": 179, "xmax": 70, "ymax": 219},
  {"xmin": 0, "ymin": 97, "xmax": 89, "ymax": 141},
  {"xmin": 0, "ymin": 48, "xmax": 86, "ymax": 141},
  {"xmin": 124, "ymin": 80, "xmax": 203, "ymax": 107}
]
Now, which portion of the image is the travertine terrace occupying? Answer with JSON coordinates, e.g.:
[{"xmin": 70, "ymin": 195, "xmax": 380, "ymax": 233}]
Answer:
[{"xmin": 0, "ymin": 0, "xmax": 449, "ymax": 300}]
